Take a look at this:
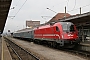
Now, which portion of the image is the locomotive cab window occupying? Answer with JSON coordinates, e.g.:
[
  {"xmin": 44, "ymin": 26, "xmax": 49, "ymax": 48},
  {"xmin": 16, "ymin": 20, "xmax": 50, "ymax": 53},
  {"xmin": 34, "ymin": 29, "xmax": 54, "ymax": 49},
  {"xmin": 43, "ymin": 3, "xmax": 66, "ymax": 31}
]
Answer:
[
  {"xmin": 62, "ymin": 23, "xmax": 75, "ymax": 32},
  {"xmin": 56, "ymin": 26, "xmax": 60, "ymax": 32}
]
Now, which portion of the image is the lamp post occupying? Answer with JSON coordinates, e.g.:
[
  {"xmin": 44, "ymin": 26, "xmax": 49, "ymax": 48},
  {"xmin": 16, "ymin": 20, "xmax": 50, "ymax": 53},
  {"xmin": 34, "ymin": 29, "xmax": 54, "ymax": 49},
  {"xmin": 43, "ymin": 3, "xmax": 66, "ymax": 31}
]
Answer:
[
  {"xmin": 64, "ymin": 6, "xmax": 66, "ymax": 19},
  {"xmin": 80, "ymin": 7, "xmax": 81, "ymax": 14},
  {"xmin": 8, "ymin": 7, "xmax": 15, "ymax": 18},
  {"xmin": 41, "ymin": 16, "xmax": 52, "ymax": 20},
  {"xmin": 47, "ymin": 8, "xmax": 57, "ymax": 13},
  {"xmin": 8, "ymin": 16, "xmax": 15, "ymax": 18},
  {"xmin": 10, "ymin": 7, "xmax": 15, "ymax": 10}
]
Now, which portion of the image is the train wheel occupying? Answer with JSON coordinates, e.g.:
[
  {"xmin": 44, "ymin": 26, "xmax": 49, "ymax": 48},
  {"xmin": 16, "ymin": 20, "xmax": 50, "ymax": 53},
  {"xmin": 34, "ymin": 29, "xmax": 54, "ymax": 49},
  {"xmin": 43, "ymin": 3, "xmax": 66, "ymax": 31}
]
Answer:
[
  {"xmin": 52, "ymin": 42, "xmax": 56, "ymax": 48},
  {"xmin": 48, "ymin": 42, "xmax": 51, "ymax": 47},
  {"xmin": 33, "ymin": 40, "xmax": 37, "ymax": 44},
  {"xmin": 56, "ymin": 43, "xmax": 60, "ymax": 49}
]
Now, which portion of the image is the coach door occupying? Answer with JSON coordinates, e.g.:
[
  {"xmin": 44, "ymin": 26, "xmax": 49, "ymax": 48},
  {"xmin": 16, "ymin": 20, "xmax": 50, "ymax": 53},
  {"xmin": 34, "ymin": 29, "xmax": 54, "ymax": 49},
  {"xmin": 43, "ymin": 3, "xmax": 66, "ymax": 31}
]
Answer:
[{"xmin": 31, "ymin": 31, "xmax": 34, "ymax": 38}]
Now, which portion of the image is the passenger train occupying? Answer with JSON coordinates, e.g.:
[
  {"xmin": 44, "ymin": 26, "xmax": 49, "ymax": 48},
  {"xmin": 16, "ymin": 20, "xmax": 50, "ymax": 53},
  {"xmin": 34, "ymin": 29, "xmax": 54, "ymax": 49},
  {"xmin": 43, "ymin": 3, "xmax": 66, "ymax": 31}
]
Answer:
[{"xmin": 13, "ymin": 22, "xmax": 80, "ymax": 48}]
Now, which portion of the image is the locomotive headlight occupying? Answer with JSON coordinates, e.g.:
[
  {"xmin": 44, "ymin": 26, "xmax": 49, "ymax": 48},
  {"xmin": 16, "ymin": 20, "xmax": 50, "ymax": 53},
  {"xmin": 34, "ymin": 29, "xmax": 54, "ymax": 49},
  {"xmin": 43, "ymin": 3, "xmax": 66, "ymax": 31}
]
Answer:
[
  {"xmin": 62, "ymin": 35, "xmax": 64, "ymax": 38},
  {"xmin": 67, "ymin": 23, "xmax": 69, "ymax": 24}
]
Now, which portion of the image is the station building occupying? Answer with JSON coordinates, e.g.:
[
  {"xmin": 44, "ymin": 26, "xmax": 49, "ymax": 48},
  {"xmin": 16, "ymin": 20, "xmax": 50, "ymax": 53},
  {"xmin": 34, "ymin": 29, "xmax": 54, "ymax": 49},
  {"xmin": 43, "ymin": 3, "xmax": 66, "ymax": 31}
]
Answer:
[{"xmin": 26, "ymin": 20, "xmax": 40, "ymax": 28}]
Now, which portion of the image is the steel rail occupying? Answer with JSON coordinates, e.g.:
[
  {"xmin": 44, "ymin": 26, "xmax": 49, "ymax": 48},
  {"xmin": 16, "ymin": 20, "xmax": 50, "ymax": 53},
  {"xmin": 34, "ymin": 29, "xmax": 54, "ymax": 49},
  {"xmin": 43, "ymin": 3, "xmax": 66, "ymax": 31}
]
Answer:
[
  {"xmin": 9, "ymin": 44, "xmax": 22, "ymax": 60},
  {"xmin": 5, "ymin": 37, "xmax": 40, "ymax": 60}
]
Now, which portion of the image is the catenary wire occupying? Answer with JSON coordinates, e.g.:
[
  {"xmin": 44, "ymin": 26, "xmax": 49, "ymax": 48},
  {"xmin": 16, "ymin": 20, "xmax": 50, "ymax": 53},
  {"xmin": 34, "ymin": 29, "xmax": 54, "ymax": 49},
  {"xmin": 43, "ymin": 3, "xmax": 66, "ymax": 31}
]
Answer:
[
  {"xmin": 67, "ymin": 3, "xmax": 90, "ymax": 12},
  {"xmin": 12, "ymin": 0, "xmax": 28, "ymax": 19},
  {"xmin": 72, "ymin": 0, "xmax": 76, "ymax": 10}
]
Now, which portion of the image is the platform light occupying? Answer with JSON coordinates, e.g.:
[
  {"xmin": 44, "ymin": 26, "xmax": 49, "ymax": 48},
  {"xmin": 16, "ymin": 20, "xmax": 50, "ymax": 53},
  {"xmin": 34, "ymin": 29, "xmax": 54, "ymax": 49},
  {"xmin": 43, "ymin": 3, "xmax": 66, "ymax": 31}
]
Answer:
[
  {"xmin": 47, "ymin": 8, "xmax": 57, "ymax": 13},
  {"xmin": 8, "ymin": 30, "xmax": 10, "ymax": 32},
  {"xmin": 67, "ymin": 23, "xmax": 69, "ymax": 24}
]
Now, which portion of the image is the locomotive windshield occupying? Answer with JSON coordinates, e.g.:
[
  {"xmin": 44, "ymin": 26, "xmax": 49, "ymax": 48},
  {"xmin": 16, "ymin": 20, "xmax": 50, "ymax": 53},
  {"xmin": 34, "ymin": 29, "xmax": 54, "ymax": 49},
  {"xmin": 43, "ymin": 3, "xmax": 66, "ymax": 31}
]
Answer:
[{"xmin": 61, "ymin": 22, "xmax": 75, "ymax": 32}]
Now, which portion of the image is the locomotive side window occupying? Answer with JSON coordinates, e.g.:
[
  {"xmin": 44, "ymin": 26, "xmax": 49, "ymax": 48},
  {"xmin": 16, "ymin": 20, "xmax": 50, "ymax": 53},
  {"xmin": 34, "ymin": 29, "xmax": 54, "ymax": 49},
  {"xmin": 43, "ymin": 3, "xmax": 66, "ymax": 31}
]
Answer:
[{"xmin": 56, "ymin": 26, "xmax": 60, "ymax": 32}]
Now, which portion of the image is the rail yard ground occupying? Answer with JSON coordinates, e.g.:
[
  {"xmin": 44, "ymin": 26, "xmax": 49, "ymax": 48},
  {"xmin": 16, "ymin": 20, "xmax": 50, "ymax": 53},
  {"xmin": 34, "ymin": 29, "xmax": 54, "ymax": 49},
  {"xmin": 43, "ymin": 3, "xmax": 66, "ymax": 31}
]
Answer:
[{"xmin": 5, "ymin": 36, "xmax": 88, "ymax": 60}]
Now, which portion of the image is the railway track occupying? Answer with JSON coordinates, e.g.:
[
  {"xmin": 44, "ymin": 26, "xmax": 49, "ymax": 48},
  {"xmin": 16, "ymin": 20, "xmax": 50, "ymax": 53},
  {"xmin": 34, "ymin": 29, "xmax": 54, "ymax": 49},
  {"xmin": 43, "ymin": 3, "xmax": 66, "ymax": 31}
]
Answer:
[
  {"xmin": 4, "ymin": 37, "xmax": 40, "ymax": 60},
  {"xmin": 33, "ymin": 39, "xmax": 90, "ymax": 59},
  {"xmin": 4, "ymin": 37, "xmax": 90, "ymax": 60},
  {"xmin": 58, "ymin": 47, "xmax": 90, "ymax": 59},
  {"xmin": 42, "ymin": 42, "xmax": 90, "ymax": 59}
]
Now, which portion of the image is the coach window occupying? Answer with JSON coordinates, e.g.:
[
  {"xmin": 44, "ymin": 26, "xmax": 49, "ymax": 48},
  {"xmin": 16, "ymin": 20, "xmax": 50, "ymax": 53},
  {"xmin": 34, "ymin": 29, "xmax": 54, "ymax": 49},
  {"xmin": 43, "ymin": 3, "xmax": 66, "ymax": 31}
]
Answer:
[{"xmin": 56, "ymin": 26, "xmax": 60, "ymax": 32}]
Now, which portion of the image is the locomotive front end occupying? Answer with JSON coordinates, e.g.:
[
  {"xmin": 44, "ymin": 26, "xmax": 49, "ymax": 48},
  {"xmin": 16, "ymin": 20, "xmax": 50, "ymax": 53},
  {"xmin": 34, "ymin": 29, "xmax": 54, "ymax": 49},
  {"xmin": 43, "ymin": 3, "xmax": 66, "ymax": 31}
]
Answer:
[{"xmin": 59, "ymin": 22, "xmax": 80, "ymax": 47}]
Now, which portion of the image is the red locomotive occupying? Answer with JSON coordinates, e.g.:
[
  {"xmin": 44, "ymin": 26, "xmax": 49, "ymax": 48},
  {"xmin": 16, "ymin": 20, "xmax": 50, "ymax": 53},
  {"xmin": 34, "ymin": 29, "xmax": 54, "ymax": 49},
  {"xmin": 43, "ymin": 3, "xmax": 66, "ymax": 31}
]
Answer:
[{"xmin": 34, "ymin": 22, "xmax": 80, "ymax": 48}]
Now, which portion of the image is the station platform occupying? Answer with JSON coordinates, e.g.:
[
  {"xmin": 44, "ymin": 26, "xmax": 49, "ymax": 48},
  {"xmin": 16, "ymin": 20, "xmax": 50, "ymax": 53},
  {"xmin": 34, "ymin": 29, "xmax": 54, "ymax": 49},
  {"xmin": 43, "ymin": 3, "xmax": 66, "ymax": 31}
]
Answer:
[
  {"xmin": 80, "ymin": 40, "xmax": 90, "ymax": 46},
  {"xmin": 78, "ymin": 40, "xmax": 90, "ymax": 52},
  {"xmin": 0, "ymin": 38, "xmax": 2, "ymax": 60},
  {"xmin": 1, "ymin": 37, "xmax": 12, "ymax": 60}
]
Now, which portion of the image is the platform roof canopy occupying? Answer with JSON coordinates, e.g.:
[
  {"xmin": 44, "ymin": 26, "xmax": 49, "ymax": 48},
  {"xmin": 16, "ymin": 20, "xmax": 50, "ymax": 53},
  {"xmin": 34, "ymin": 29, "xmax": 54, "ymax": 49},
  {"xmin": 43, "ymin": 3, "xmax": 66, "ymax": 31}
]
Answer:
[
  {"xmin": 61, "ymin": 12, "xmax": 90, "ymax": 26},
  {"xmin": 0, "ymin": 0, "xmax": 12, "ymax": 34},
  {"xmin": 50, "ymin": 12, "xmax": 90, "ymax": 27}
]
